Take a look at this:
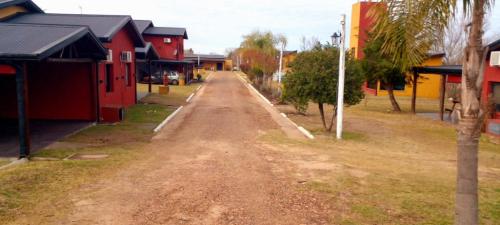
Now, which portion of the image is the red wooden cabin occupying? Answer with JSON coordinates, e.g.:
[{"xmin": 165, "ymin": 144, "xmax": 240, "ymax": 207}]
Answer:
[
  {"xmin": 134, "ymin": 20, "xmax": 193, "ymax": 84},
  {"xmin": 6, "ymin": 13, "xmax": 146, "ymax": 122}
]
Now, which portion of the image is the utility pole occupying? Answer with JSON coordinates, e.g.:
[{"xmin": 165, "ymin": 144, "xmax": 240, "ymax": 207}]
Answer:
[
  {"xmin": 336, "ymin": 14, "xmax": 346, "ymax": 140},
  {"xmin": 197, "ymin": 55, "xmax": 200, "ymax": 75}
]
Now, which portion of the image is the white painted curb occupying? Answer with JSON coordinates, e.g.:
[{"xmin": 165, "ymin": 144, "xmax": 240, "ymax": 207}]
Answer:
[
  {"xmin": 298, "ymin": 126, "xmax": 315, "ymax": 139},
  {"xmin": 236, "ymin": 74, "xmax": 273, "ymax": 106},
  {"xmin": 0, "ymin": 158, "xmax": 28, "ymax": 170},
  {"xmin": 154, "ymin": 106, "xmax": 184, "ymax": 133},
  {"xmin": 186, "ymin": 93, "xmax": 195, "ymax": 103},
  {"xmin": 237, "ymin": 73, "xmax": 314, "ymax": 140},
  {"xmin": 281, "ymin": 112, "xmax": 314, "ymax": 139}
]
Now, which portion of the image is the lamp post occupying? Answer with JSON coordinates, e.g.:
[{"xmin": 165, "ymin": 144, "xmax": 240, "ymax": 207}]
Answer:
[
  {"xmin": 331, "ymin": 32, "xmax": 340, "ymax": 47},
  {"xmin": 278, "ymin": 42, "xmax": 284, "ymax": 84},
  {"xmin": 336, "ymin": 14, "xmax": 346, "ymax": 140}
]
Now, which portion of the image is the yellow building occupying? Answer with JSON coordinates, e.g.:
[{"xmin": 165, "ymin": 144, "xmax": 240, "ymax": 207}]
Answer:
[
  {"xmin": 349, "ymin": 1, "xmax": 445, "ymax": 99},
  {"xmin": 282, "ymin": 50, "xmax": 297, "ymax": 74},
  {"xmin": 224, "ymin": 59, "xmax": 233, "ymax": 71},
  {"xmin": 185, "ymin": 53, "xmax": 227, "ymax": 77},
  {"xmin": 376, "ymin": 54, "xmax": 445, "ymax": 99}
]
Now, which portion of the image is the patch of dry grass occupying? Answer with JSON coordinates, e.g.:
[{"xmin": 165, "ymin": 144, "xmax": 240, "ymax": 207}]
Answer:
[
  {"xmin": 0, "ymin": 84, "xmax": 199, "ymax": 224},
  {"xmin": 137, "ymin": 83, "xmax": 202, "ymax": 107},
  {"xmin": 269, "ymin": 95, "xmax": 500, "ymax": 224}
]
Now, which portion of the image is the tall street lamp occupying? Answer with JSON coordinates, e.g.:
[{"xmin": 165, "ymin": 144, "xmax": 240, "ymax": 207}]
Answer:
[
  {"xmin": 331, "ymin": 32, "xmax": 340, "ymax": 47},
  {"xmin": 336, "ymin": 14, "xmax": 346, "ymax": 140}
]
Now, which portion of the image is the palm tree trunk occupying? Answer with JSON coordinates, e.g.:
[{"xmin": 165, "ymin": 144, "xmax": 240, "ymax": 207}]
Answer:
[
  {"xmin": 455, "ymin": 1, "xmax": 486, "ymax": 224},
  {"xmin": 318, "ymin": 103, "xmax": 328, "ymax": 131},
  {"xmin": 385, "ymin": 83, "xmax": 402, "ymax": 112}
]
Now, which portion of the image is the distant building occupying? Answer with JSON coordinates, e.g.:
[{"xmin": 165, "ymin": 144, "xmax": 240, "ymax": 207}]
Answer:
[
  {"xmin": 134, "ymin": 20, "xmax": 194, "ymax": 84},
  {"xmin": 350, "ymin": 1, "xmax": 381, "ymax": 60},
  {"xmin": 282, "ymin": 50, "xmax": 298, "ymax": 74},
  {"xmin": 185, "ymin": 53, "xmax": 226, "ymax": 72}
]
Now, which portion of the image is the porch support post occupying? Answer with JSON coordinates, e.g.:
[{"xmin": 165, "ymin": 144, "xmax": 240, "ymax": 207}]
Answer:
[
  {"xmin": 439, "ymin": 75, "xmax": 447, "ymax": 121},
  {"xmin": 15, "ymin": 62, "xmax": 30, "ymax": 158},
  {"xmin": 411, "ymin": 70, "xmax": 419, "ymax": 114},
  {"xmin": 95, "ymin": 61, "xmax": 101, "ymax": 122},
  {"xmin": 148, "ymin": 61, "xmax": 152, "ymax": 93}
]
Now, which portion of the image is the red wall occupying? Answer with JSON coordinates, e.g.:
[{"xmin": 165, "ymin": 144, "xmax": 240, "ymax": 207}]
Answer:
[
  {"xmin": 0, "ymin": 65, "xmax": 15, "ymax": 74},
  {"xmin": 482, "ymin": 59, "xmax": 500, "ymax": 119},
  {"xmin": 357, "ymin": 2, "xmax": 380, "ymax": 59},
  {"xmin": 0, "ymin": 73, "xmax": 17, "ymax": 118},
  {"xmin": 0, "ymin": 62, "xmax": 96, "ymax": 121},
  {"xmin": 144, "ymin": 35, "xmax": 184, "ymax": 60},
  {"xmin": 0, "ymin": 26, "xmax": 139, "ymax": 122},
  {"xmin": 98, "ymin": 26, "xmax": 137, "ymax": 114}
]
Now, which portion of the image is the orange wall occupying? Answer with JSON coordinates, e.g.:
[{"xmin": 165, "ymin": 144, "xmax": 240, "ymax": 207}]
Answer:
[{"xmin": 0, "ymin": 6, "xmax": 27, "ymax": 20}]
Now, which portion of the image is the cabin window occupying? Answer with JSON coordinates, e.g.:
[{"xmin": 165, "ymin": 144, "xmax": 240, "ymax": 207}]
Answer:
[
  {"xmin": 493, "ymin": 82, "xmax": 500, "ymax": 113},
  {"xmin": 367, "ymin": 79, "xmax": 378, "ymax": 90},
  {"xmin": 380, "ymin": 76, "xmax": 406, "ymax": 91},
  {"xmin": 105, "ymin": 64, "xmax": 113, "ymax": 92},
  {"xmin": 125, "ymin": 63, "xmax": 132, "ymax": 87}
]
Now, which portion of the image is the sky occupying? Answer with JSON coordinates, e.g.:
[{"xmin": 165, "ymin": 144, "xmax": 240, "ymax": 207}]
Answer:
[{"xmin": 34, "ymin": 0, "xmax": 500, "ymax": 55}]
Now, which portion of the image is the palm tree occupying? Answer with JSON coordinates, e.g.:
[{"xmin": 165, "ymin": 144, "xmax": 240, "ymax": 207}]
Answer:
[{"xmin": 374, "ymin": 0, "xmax": 493, "ymax": 224}]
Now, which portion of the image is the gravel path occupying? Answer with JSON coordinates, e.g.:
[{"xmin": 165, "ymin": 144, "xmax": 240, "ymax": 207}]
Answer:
[{"xmin": 65, "ymin": 72, "xmax": 332, "ymax": 225}]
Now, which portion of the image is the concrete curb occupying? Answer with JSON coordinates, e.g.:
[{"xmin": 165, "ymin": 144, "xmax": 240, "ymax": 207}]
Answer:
[
  {"xmin": 236, "ymin": 73, "xmax": 314, "ymax": 140},
  {"xmin": 236, "ymin": 73, "xmax": 274, "ymax": 106},
  {"xmin": 186, "ymin": 93, "xmax": 195, "ymax": 103},
  {"xmin": 280, "ymin": 112, "xmax": 314, "ymax": 140},
  {"xmin": 0, "ymin": 158, "xmax": 28, "ymax": 170},
  {"xmin": 298, "ymin": 126, "xmax": 315, "ymax": 140},
  {"xmin": 154, "ymin": 106, "xmax": 184, "ymax": 133},
  {"xmin": 155, "ymin": 72, "xmax": 211, "ymax": 133}
]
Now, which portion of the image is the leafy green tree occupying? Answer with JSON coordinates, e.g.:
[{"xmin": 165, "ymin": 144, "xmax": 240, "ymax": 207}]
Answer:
[
  {"xmin": 283, "ymin": 46, "xmax": 365, "ymax": 132},
  {"xmin": 360, "ymin": 36, "xmax": 405, "ymax": 112}
]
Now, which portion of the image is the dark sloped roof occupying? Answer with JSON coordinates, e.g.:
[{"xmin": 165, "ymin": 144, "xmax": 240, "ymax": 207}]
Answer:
[
  {"xmin": 0, "ymin": 0, "xmax": 43, "ymax": 13},
  {"xmin": 134, "ymin": 20, "xmax": 153, "ymax": 34},
  {"xmin": 185, "ymin": 54, "xmax": 226, "ymax": 62},
  {"xmin": 136, "ymin": 42, "xmax": 159, "ymax": 60},
  {"xmin": 283, "ymin": 50, "xmax": 297, "ymax": 55},
  {"xmin": 413, "ymin": 65, "xmax": 462, "ymax": 75},
  {"xmin": 143, "ymin": 27, "xmax": 188, "ymax": 39},
  {"xmin": 0, "ymin": 23, "xmax": 106, "ymax": 60},
  {"xmin": 488, "ymin": 38, "xmax": 500, "ymax": 51},
  {"xmin": 427, "ymin": 52, "xmax": 446, "ymax": 58},
  {"xmin": 154, "ymin": 59, "xmax": 194, "ymax": 64},
  {"xmin": 6, "ymin": 13, "xmax": 145, "ymax": 46}
]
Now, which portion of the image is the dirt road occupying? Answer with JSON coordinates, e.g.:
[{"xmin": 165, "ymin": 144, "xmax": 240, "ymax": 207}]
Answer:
[{"xmin": 65, "ymin": 72, "xmax": 332, "ymax": 225}]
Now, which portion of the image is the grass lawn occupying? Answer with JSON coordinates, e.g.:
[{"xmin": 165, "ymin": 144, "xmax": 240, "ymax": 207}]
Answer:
[
  {"xmin": 270, "ymin": 95, "xmax": 500, "ymax": 224},
  {"xmin": 0, "ymin": 160, "xmax": 10, "ymax": 167},
  {"xmin": 0, "ymin": 83, "xmax": 199, "ymax": 224},
  {"xmin": 137, "ymin": 83, "xmax": 203, "ymax": 106}
]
